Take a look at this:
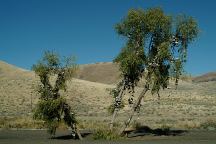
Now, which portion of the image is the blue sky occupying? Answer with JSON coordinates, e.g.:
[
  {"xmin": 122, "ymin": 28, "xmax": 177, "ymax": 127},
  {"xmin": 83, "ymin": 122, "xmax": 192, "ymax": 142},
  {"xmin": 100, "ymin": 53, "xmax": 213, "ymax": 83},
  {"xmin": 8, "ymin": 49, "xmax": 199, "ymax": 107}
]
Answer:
[{"xmin": 0, "ymin": 0, "xmax": 215, "ymax": 76}]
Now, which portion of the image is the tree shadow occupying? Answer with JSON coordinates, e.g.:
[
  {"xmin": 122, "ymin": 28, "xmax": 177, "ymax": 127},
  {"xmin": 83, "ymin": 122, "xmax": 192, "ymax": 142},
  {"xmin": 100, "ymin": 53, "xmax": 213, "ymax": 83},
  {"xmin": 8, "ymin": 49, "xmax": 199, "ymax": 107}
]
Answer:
[
  {"xmin": 125, "ymin": 125, "xmax": 187, "ymax": 138},
  {"xmin": 52, "ymin": 130, "xmax": 92, "ymax": 140}
]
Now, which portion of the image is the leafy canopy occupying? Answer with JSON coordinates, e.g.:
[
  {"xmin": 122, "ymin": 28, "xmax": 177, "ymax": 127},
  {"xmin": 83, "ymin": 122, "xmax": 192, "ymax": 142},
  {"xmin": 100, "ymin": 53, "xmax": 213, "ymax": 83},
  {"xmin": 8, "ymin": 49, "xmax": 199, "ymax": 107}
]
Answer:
[
  {"xmin": 115, "ymin": 8, "xmax": 198, "ymax": 95},
  {"xmin": 32, "ymin": 51, "xmax": 77, "ymax": 136}
]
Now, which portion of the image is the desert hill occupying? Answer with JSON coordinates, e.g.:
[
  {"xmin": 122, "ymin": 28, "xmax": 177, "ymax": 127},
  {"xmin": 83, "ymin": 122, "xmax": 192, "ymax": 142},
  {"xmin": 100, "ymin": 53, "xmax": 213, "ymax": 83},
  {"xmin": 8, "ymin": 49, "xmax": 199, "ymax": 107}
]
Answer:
[
  {"xmin": 0, "ymin": 60, "xmax": 113, "ymax": 117},
  {"xmin": 193, "ymin": 72, "xmax": 216, "ymax": 83},
  {"xmin": 0, "ymin": 61, "xmax": 34, "ymax": 80},
  {"xmin": 0, "ymin": 60, "xmax": 216, "ymax": 128},
  {"xmin": 76, "ymin": 62, "xmax": 120, "ymax": 84},
  {"xmin": 76, "ymin": 62, "xmax": 216, "ymax": 84}
]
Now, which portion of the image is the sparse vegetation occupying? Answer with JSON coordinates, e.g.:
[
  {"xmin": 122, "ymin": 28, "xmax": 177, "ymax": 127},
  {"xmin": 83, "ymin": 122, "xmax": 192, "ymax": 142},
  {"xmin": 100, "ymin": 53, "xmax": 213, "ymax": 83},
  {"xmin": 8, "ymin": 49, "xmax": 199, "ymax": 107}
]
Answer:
[
  {"xmin": 93, "ymin": 128, "xmax": 122, "ymax": 140},
  {"xmin": 200, "ymin": 119, "xmax": 216, "ymax": 130},
  {"xmin": 1, "ymin": 60, "xmax": 216, "ymax": 135},
  {"xmin": 0, "ymin": 117, "xmax": 44, "ymax": 129}
]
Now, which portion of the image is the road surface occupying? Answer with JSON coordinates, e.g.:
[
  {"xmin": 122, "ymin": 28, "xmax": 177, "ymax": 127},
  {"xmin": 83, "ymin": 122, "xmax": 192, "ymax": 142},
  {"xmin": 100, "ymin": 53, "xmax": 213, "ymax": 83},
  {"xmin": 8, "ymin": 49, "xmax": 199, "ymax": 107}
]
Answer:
[{"xmin": 0, "ymin": 129, "xmax": 216, "ymax": 144}]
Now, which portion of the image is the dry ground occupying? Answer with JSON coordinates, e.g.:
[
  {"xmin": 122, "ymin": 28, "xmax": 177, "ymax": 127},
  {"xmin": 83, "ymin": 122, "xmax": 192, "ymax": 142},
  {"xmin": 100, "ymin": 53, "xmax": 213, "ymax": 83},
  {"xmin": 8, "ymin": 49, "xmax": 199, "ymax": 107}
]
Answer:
[{"xmin": 0, "ymin": 60, "xmax": 216, "ymax": 130}]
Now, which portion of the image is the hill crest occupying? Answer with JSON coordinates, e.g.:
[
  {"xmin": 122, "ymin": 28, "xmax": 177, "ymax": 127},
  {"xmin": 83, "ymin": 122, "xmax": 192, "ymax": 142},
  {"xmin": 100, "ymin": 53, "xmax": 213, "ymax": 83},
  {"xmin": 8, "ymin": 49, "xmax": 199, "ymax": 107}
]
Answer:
[{"xmin": 193, "ymin": 72, "xmax": 216, "ymax": 83}]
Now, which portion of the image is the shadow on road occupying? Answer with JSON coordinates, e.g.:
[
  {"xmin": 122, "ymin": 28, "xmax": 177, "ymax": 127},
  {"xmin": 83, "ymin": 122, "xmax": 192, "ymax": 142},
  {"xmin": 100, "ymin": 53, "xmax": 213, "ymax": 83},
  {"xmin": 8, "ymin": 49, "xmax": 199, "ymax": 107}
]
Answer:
[
  {"xmin": 52, "ymin": 130, "xmax": 92, "ymax": 140},
  {"xmin": 125, "ymin": 125, "xmax": 187, "ymax": 138}
]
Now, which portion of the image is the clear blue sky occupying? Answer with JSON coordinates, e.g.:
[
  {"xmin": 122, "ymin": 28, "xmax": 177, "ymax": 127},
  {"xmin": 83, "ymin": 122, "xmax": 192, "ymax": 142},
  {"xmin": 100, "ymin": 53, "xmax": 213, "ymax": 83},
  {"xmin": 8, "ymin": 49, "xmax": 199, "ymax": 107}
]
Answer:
[{"xmin": 0, "ymin": 0, "xmax": 215, "ymax": 76}]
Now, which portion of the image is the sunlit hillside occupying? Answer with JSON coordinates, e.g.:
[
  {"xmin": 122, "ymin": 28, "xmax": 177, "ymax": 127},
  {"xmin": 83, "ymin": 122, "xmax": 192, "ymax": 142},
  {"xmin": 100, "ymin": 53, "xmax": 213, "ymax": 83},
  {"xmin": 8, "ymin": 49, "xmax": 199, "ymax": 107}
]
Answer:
[{"xmin": 0, "ymin": 60, "xmax": 216, "ymax": 129}]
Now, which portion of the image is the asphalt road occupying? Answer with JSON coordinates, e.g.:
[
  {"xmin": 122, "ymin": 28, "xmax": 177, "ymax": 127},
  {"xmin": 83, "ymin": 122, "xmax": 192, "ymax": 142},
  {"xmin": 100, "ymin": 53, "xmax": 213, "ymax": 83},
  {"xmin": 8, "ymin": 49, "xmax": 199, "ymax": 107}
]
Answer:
[{"xmin": 0, "ymin": 129, "xmax": 216, "ymax": 144}]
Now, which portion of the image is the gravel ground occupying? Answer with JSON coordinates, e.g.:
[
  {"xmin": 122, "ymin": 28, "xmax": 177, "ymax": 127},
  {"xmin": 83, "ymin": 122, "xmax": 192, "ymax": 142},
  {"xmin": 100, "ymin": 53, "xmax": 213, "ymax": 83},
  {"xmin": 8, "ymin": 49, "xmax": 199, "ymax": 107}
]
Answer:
[{"xmin": 0, "ymin": 130, "xmax": 216, "ymax": 144}]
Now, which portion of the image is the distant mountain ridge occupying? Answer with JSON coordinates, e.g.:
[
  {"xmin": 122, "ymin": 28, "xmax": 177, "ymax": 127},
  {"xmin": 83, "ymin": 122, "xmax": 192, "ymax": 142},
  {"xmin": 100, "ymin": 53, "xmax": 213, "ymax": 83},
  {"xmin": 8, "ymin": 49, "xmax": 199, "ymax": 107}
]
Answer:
[
  {"xmin": 75, "ymin": 62, "xmax": 216, "ymax": 84},
  {"xmin": 1, "ymin": 60, "xmax": 216, "ymax": 84},
  {"xmin": 193, "ymin": 72, "xmax": 216, "ymax": 83}
]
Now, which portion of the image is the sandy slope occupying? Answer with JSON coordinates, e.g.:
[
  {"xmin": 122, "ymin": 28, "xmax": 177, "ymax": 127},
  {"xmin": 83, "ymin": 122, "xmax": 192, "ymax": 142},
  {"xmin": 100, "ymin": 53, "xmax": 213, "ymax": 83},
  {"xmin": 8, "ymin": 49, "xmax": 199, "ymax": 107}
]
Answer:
[
  {"xmin": 193, "ymin": 72, "xmax": 216, "ymax": 82},
  {"xmin": 0, "ymin": 60, "xmax": 216, "ymax": 129},
  {"xmin": 76, "ymin": 62, "xmax": 120, "ymax": 84},
  {"xmin": 0, "ymin": 60, "xmax": 115, "ymax": 117}
]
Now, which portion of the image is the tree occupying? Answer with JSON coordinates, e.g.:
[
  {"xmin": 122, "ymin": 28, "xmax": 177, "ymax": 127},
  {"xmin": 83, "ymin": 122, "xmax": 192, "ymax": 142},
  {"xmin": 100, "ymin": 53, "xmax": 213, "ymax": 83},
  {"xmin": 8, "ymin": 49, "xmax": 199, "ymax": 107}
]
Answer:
[
  {"xmin": 32, "ymin": 51, "xmax": 82, "ymax": 139},
  {"xmin": 109, "ymin": 8, "xmax": 199, "ymax": 134}
]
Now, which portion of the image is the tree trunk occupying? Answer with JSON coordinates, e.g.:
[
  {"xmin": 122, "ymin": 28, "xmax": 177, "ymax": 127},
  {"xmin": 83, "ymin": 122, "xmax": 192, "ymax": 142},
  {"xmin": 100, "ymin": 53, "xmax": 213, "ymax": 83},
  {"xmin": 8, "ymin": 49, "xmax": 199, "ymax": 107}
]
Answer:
[
  {"xmin": 110, "ymin": 108, "xmax": 119, "ymax": 130},
  {"xmin": 120, "ymin": 84, "xmax": 149, "ymax": 135},
  {"xmin": 109, "ymin": 82, "xmax": 125, "ymax": 130},
  {"xmin": 72, "ymin": 124, "xmax": 83, "ymax": 140},
  {"xmin": 75, "ymin": 126, "xmax": 83, "ymax": 140}
]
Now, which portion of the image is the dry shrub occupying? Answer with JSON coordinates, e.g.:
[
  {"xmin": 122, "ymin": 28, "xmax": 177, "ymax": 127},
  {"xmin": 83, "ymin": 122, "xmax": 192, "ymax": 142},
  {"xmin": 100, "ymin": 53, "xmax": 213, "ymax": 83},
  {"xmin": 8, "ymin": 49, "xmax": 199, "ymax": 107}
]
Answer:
[
  {"xmin": 178, "ymin": 120, "xmax": 200, "ymax": 130},
  {"xmin": 0, "ymin": 117, "xmax": 44, "ymax": 129},
  {"xmin": 200, "ymin": 119, "xmax": 216, "ymax": 130}
]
